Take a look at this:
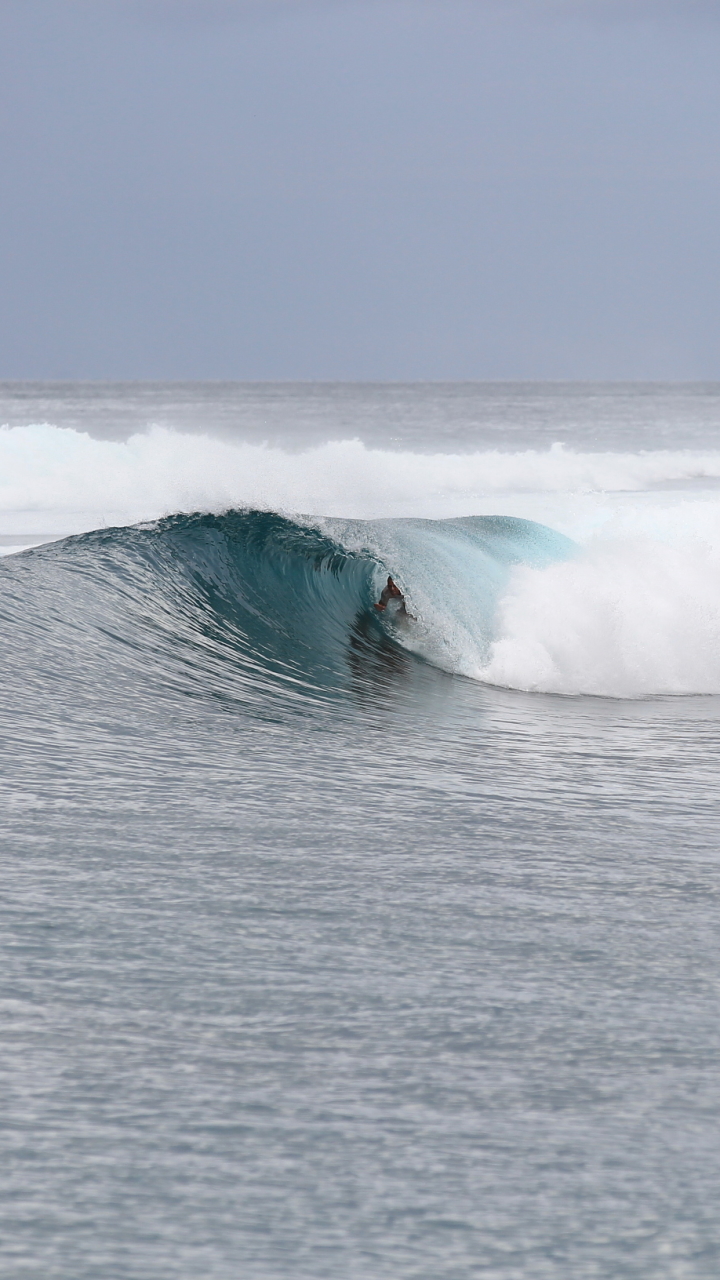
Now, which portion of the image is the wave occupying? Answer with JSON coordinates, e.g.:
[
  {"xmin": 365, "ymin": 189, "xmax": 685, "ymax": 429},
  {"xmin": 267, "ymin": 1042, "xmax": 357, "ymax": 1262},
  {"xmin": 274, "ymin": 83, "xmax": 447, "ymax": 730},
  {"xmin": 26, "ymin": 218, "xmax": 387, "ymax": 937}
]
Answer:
[
  {"xmin": 5, "ymin": 502, "xmax": 720, "ymax": 701},
  {"xmin": 0, "ymin": 509, "xmax": 574, "ymax": 713}
]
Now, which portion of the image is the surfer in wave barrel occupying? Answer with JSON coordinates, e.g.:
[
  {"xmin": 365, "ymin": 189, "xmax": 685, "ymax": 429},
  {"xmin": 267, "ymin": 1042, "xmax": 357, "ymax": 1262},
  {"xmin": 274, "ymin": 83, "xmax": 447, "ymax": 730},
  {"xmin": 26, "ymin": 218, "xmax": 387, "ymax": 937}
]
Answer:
[{"xmin": 375, "ymin": 576, "xmax": 411, "ymax": 617}]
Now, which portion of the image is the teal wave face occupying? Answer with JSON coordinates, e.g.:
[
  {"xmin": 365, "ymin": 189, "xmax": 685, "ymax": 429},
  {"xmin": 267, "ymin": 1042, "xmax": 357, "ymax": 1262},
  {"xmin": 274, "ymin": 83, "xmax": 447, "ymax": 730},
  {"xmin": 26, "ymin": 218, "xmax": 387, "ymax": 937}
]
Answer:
[{"xmin": 0, "ymin": 509, "xmax": 575, "ymax": 711}]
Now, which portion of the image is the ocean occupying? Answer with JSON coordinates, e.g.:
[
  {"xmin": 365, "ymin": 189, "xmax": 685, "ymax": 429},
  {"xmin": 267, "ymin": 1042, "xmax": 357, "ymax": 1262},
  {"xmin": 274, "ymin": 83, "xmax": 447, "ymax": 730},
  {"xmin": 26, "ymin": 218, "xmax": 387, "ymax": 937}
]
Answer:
[{"xmin": 2, "ymin": 381, "xmax": 720, "ymax": 1280}]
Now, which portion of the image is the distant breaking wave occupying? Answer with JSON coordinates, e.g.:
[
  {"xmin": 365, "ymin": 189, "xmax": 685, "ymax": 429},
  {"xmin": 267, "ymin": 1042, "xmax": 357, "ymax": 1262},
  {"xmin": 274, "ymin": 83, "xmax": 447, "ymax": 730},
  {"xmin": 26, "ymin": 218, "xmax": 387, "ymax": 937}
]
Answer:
[{"xmin": 3, "ymin": 423, "xmax": 720, "ymax": 534}]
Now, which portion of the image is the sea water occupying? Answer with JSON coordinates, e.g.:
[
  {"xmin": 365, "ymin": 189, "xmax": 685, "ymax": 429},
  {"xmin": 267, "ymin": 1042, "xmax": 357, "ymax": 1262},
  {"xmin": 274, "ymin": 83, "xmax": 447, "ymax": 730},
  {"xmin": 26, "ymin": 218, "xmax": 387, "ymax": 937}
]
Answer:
[{"xmin": 2, "ymin": 383, "xmax": 720, "ymax": 1279}]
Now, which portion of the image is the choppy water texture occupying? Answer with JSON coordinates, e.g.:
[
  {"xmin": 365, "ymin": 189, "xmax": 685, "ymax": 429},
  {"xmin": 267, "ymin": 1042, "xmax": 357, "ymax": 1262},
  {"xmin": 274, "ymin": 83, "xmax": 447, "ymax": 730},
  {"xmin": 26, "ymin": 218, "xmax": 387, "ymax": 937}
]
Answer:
[{"xmin": 2, "ymin": 383, "xmax": 720, "ymax": 1280}]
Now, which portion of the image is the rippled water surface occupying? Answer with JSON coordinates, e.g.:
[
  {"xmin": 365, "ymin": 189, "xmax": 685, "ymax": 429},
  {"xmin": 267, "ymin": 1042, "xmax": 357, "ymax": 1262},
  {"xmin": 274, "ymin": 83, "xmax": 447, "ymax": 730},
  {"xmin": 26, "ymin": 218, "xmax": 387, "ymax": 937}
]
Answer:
[{"xmin": 2, "ymin": 384, "xmax": 720, "ymax": 1279}]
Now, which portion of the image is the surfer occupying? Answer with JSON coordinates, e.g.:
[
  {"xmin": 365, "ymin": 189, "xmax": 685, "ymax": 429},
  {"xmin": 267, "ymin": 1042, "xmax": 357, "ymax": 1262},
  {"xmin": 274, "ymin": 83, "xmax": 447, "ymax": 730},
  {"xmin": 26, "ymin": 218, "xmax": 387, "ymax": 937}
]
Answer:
[{"xmin": 375, "ymin": 576, "xmax": 409, "ymax": 615}]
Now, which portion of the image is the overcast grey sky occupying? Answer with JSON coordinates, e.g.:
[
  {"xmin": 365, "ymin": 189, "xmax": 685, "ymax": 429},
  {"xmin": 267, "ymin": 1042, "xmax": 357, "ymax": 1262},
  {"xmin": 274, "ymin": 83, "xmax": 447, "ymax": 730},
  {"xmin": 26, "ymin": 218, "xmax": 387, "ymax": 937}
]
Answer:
[{"xmin": 1, "ymin": 0, "xmax": 720, "ymax": 379}]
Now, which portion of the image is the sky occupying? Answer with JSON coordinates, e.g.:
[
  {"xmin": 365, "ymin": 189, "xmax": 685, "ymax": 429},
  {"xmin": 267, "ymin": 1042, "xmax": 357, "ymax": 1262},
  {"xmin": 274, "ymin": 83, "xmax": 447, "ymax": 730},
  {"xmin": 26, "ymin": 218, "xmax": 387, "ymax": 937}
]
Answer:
[{"xmin": 1, "ymin": 0, "xmax": 720, "ymax": 379}]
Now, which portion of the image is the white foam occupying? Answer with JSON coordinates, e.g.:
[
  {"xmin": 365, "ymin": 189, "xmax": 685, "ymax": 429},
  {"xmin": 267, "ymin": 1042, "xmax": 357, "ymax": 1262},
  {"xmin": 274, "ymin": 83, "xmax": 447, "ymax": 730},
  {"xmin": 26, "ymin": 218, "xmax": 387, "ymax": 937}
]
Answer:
[{"xmin": 477, "ymin": 536, "xmax": 720, "ymax": 697}]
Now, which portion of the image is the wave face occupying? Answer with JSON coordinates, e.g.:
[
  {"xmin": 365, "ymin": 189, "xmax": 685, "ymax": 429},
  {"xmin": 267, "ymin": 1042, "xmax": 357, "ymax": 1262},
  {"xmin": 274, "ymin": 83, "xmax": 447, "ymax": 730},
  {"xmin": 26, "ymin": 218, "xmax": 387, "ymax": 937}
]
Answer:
[
  {"xmin": 5, "ymin": 501, "xmax": 720, "ymax": 700},
  {"xmin": 0, "ymin": 510, "xmax": 576, "ymax": 719}
]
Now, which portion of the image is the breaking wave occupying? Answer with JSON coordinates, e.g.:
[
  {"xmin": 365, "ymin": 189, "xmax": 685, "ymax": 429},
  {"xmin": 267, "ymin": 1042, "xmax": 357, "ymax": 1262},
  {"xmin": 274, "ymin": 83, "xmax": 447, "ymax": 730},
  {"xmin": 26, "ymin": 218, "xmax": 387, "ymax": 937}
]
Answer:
[{"xmin": 3, "ymin": 501, "xmax": 720, "ymax": 701}]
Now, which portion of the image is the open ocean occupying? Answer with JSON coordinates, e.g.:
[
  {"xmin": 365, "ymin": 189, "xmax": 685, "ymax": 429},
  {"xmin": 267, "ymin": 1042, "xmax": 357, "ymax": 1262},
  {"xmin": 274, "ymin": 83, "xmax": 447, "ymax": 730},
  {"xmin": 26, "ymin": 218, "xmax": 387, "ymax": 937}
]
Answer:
[{"xmin": 3, "ymin": 381, "xmax": 720, "ymax": 1280}]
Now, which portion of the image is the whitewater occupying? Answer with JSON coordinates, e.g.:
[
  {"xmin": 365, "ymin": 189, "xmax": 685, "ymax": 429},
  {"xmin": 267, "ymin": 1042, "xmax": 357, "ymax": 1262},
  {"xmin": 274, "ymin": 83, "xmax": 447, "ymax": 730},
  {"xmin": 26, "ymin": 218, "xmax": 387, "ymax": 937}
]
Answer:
[{"xmin": 3, "ymin": 382, "xmax": 720, "ymax": 1280}]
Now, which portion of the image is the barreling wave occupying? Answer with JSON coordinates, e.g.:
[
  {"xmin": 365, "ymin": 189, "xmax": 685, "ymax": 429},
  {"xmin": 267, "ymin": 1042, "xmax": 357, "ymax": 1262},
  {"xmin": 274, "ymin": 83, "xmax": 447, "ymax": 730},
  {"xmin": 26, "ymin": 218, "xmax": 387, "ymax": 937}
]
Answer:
[
  {"xmin": 5, "ymin": 505, "xmax": 720, "ymax": 703},
  {"xmin": 0, "ymin": 509, "xmax": 574, "ymax": 717}
]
